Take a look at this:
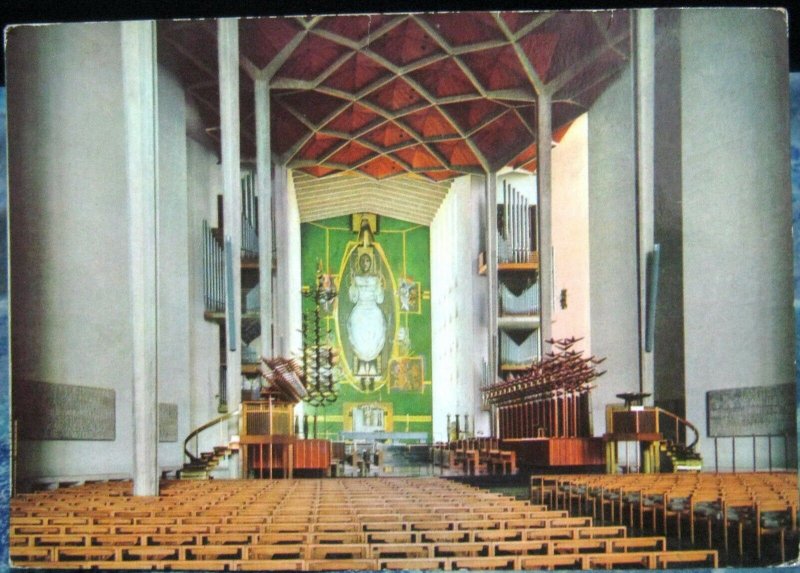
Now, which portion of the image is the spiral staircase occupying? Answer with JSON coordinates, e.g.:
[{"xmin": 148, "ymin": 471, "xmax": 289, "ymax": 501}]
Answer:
[
  {"xmin": 656, "ymin": 408, "xmax": 703, "ymax": 472},
  {"xmin": 178, "ymin": 409, "xmax": 240, "ymax": 480}
]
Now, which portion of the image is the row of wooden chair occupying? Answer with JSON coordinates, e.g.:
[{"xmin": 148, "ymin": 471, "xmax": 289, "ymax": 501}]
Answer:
[
  {"xmin": 12, "ymin": 549, "xmax": 720, "ymax": 570},
  {"xmin": 433, "ymin": 439, "xmax": 517, "ymax": 475},
  {"xmin": 11, "ymin": 477, "xmax": 718, "ymax": 569},
  {"xmin": 533, "ymin": 472, "xmax": 798, "ymax": 565}
]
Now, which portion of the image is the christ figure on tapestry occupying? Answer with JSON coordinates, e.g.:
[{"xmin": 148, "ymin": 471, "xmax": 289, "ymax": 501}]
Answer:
[{"xmin": 347, "ymin": 250, "xmax": 387, "ymax": 384}]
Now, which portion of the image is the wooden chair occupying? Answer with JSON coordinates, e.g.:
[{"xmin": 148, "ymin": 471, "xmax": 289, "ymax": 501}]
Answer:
[
  {"xmin": 247, "ymin": 543, "xmax": 305, "ymax": 560},
  {"xmin": 9, "ymin": 546, "xmax": 54, "ymax": 563},
  {"xmin": 519, "ymin": 553, "xmax": 588, "ymax": 570},
  {"xmin": 655, "ymin": 549, "xmax": 718, "ymax": 568},
  {"xmin": 493, "ymin": 540, "xmax": 548, "ymax": 556},
  {"xmin": 588, "ymin": 552, "xmax": 655, "ymax": 569},
  {"xmin": 451, "ymin": 555, "xmax": 518, "ymax": 570},
  {"xmin": 370, "ymin": 542, "xmax": 432, "ymax": 559},
  {"xmin": 378, "ymin": 557, "xmax": 448, "ymax": 570},
  {"xmin": 366, "ymin": 530, "xmax": 416, "ymax": 544},
  {"xmin": 307, "ymin": 542, "xmax": 369, "ymax": 560},
  {"xmin": 305, "ymin": 558, "xmax": 377, "ymax": 570},
  {"xmin": 755, "ymin": 498, "xmax": 796, "ymax": 562},
  {"xmin": 237, "ymin": 559, "xmax": 305, "ymax": 570}
]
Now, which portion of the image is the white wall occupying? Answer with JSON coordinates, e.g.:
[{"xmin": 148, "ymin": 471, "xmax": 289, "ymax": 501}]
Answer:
[
  {"xmin": 186, "ymin": 136, "xmax": 224, "ymax": 456},
  {"xmin": 7, "ymin": 22, "xmax": 134, "ymax": 478},
  {"xmin": 551, "ymin": 114, "xmax": 591, "ymax": 353},
  {"xmin": 679, "ymin": 8, "xmax": 794, "ymax": 469},
  {"xmin": 430, "ymin": 175, "xmax": 489, "ymax": 441},
  {"xmin": 587, "ymin": 64, "xmax": 640, "ymax": 436}
]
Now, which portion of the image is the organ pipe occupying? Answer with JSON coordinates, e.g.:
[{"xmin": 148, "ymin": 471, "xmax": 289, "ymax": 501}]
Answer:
[{"xmin": 498, "ymin": 181, "xmax": 533, "ymax": 264}]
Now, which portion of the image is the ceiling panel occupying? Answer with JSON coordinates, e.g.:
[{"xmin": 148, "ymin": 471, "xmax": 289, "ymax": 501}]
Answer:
[{"xmin": 159, "ymin": 10, "xmax": 631, "ymax": 221}]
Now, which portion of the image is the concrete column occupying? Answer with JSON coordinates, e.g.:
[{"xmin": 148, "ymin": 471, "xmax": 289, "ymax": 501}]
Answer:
[
  {"xmin": 635, "ymin": 9, "xmax": 656, "ymax": 400},
  {"xmin": 218, "ymin": 19, "xmax": 242, "ymax": 424},
  {"xmin": 121, "ymin": 20, "xmax": 159, "ymax": 496},
  {"xmin": 485, "ymin": 173, "xmax": 498, "ymax": 384},
  {"xmin": 273, "ymin": 164, "xmax": 287, "ymax": 356},
  {"xmin": 255, "ymin": 77, "xmax": 273, "ymax": 358},
  {"xmin": 536, "ymin": 93, "xmax": 553, "ymax": 346}
]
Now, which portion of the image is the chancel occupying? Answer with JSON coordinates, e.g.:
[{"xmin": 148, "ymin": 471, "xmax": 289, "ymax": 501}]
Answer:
[{"xmin": 5, "ymin": 7, "xmax": 798, "ymax": 569}]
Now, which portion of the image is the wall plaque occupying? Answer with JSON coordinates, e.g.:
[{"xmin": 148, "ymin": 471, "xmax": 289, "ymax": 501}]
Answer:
[
  {"xmin": 158, "ymin": 403, "xmax": 178, "ymax": 443},
  {"xmin": 706, "ymin": 384, "xmax": 795, "ymax": 437},
  {"xmin": 15, "ymin": 380, "xmax": 115, "ymax": 440}
]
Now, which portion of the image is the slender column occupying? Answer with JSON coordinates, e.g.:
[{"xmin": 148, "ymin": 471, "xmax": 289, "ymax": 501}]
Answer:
[
  {"xmin": 635, "ymin": 9, "xmax": 656, "ymax": 400},
  {"xmin": 218, "ymin": 19, "xmax": 242, "ymax": 450},
  {"xmin": 255, "ymin": 77, "xmax": 273, "ymax": 358},
  {"xmin": 485, "ymin": 173, "xmax": 498, "ymax": 383},
  {"xmin": 273, "ymin": 163, "xmax": 289, "ymax": 356},
  {"xmin": 536, "ymin": 93, "xmax": 553, "ymax": 346},
  {"xmin": 122, "ymin": 20, "xmax": 159, "ymax": 496}
]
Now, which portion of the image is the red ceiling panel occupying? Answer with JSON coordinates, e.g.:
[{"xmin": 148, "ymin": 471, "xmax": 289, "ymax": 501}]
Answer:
[
  {"xmin": 407, "ymin": 58, "xmax": 479, "ymax": 99},
  {"xmin": 275, "ymin": 34, "xmax": 350, "ymax": 82},
  {"xmin": 422, "ymin": 12, "xmax": 505, "ymax": 47},
  {"xmin": 507, "ymin": 103, "xmax": 537, "ymax": 133},
  {"xmin": 301, "ymin": 165, "xmax": 341, "ymax": 177},
  {"xmin": 359, "ymin": 155, "xmax": 406, "ymax": 179},
  {"xmin": 461, "ymin": 45, "xmax": 533, "ymax": 93},
  {"xmin": 365, "ymin": 77, "xmax": 426, "ymax": 113},
  {"xmin": 316, "ymin": 14, "xmax": 391, "ymax": 42},
  {"xmin": 499, "ymin": 12, "xmax": 538, "ymax": 34},
  {"xmin": 327, "ymin": 141, "xmax": 375, "ymax": 165},
  {"xmin": 321, "ymin": 52, "xmax": 389, "ymax": 95},
  {"xmin": 572, "ymin": 74, "xmax": 621, "ymax": 111},
  {"xmin": 324, "ymin": 103, "xmax": 383, "ymax": 135},
  {"xmin": 553, "ymin": 121, "xmax": 572, "ymax": 144},
  {"xmin": 298, "ymin": 133, "xmax": 346, "ymax": 161},
  {"xmin": 363, "ymin": 122, "xmax": 415, "ymax": 148},
  {"xmin": 440, "ymin": 99, "xmax": 507, "ymax": 134},
  {"xmin": 157, "ymin": 24, "xmax": 217, "ymax": 88},
  {"xmin": 270, "ymin": 104, "xmax": 311, "ymax": 156},
  {"xmin": 239, "ymin": 18, "xmax": 302, "ymax": 69},
  {"xmin": 544, "ymin": 12, "xmax": 613, "ymax": 88},
  {"xmin": 368, "ymin": 18, "xmax": 441, "ymax": 67},
  {"xmin": 518, "ymin": 32, "xmax": 561, "ymax": 83},
  {"xmin": 394, "ymin": 145, "xmax": 443, "ymax": 169},
  {"xmin": 471, "ymin": 110, "xmax": 532, "ymax": 168},
  {"xmin": 509, "ymin": 143, "xmax": 538, "ymax": 170},
  {"xmin": 551, "ymin": 101, "xmax": 586, "ymax": 134},
  {"xmin": 432, "ymin": 140, "xmax": 480, "ymax": 168},
  {"xmin": 160, "ymin": 21, "xmax": 219, "ymax": 75},
  {"xmin": 556, "ymin": 47, "xmax": 628, "ymax": 102},
  {"xmin": 423, "ymin": 169, "xmax": 462, "ymax": 181},
  {"xmin": 163, "ymin": 12, "xmax": 632, "ymax": 180},
  {"xmin": 276, "ymin": 90, "xmax": 349, "ymax": 126},
  {"xmin": 401, "ymin": 107, "xmax": 458, "ymax": 139},
  {"xmin": 507, "ymin": 119, "xmax": 571, "ymax": 171}
]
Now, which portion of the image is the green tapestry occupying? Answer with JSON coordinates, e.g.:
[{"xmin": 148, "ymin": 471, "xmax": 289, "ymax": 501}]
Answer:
[{"xmin": 300, "ymin": 214, "xmax": 432, "ymax": 441}]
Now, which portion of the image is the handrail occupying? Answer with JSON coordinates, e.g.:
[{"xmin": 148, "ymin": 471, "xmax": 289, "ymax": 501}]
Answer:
[
  {"xmin": 183, "ymin": 408, "xmax": 241, "ymax": 464},
  {"xmin": 654, "ymin": 407, "xmax": 699, "ymax": 451}
]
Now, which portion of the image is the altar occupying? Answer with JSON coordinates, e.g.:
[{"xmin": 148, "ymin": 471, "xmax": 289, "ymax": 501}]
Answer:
[{"xmin": 340, "ymin": 431, "xmax": 428, "ymax": 443}]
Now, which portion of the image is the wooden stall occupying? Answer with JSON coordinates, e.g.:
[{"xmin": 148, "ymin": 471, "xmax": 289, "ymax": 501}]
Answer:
[
  {"xmin": 482, "ymin": 337, "xmax": 606, "ymax": 471},
  {"xmin": 240, "ymin": 358, "xmax": 332, "ymax": 478}
]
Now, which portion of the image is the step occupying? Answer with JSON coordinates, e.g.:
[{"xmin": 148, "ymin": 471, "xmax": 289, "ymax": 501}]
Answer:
[{"xmin": 179, "ymin": 470, "xmax": 209, "ymax": 480}]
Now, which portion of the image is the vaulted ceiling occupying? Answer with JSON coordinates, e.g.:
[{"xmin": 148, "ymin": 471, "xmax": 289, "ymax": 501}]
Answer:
[{"xmin": 158, "ymin": 11, "xmax": 631, "ymax": 223}]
